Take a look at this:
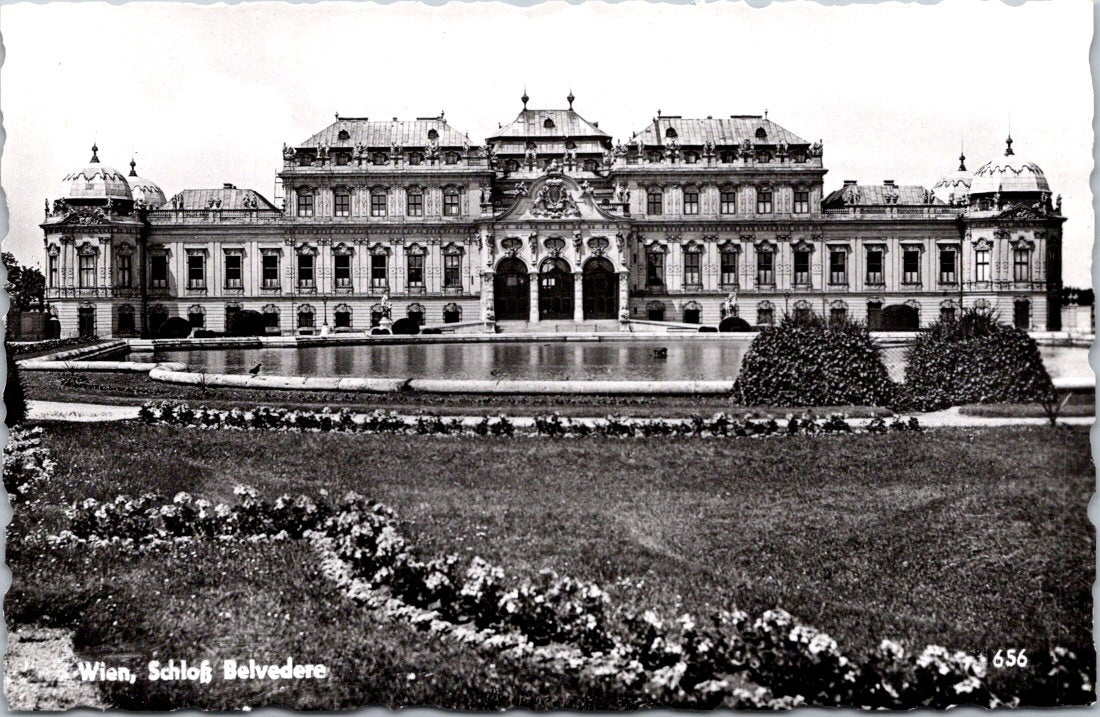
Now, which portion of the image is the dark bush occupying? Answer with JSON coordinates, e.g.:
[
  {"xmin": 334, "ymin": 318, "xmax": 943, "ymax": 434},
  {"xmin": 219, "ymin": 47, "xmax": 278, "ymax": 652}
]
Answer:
[
  {"xmin": 719, "ymin": 316, "xmax": 753, "ymax": 332},
  {"xmin": 5, "ymin": 348, "xmax": 26, "ymax": 427},
  {"xmin": 226, "ymin": 310, "xmax": 266, "ymax": 337},
  {"xmin": 157, "ymin": 317, "xmax": 193, "ymax": 339},
  {"xmin": 733, "ymin": 313, "xmax": 896, "ymax": 407},
  {"xmin": 370, "ymin": 327, "xmax": 392, "ymax": 336},
  {"xmin": 193, "ymin": 330, "xmax": 223, "ymax": 338},
  {"xmin": 698, "ymin": 326, "xmax": 718, "ymax": 333},
  {"xmin": 902, "ymin": 308, "xmax": 1054, "ymax": 411},
  {"xmin": 391, "ymin": 317, "xmax": 420, "ymax": 335},
  {"xmin": 422, "ymin": 327, "xmax": 443, "ymax": 335}
]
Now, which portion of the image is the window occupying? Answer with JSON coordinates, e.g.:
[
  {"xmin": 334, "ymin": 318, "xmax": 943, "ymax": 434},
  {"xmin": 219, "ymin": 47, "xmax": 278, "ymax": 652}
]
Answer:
[
  {"xmin": 187, "ymin": 254, "xmax": 205, "ymax": 289},
  {"xmin": 1013, "ymin": 248, "xmax": 1031, "ymax": 282},
  {"xmin": 683, "ymin": 301, "xmax": 702, "ymax": 324},
  {"xmin": 117, "ymin": 254, "xmax": 132, "ymax": 288},
  {"xmin": 794, "ymin": 189, "xmax": 810, "ymax": 214},
  {"xmin": 407, "ymin": 188, "xmax": 424, "ymax": 217},
  {"xmin": 262, "ymin": 253, "xmax": 280, "ymax": 289},
  {"xmin": 830, "ymin": 305, "xmax": 848, "ymax": 325},
  {"xmin": 902, "ymin": 249, "xmax": 921, "ymax": 284},
  {"xmin": 720, "ymin": 250, "xmax": 738, "ymax": 287},
  {"xmin": 829, "ymin": 250, "xmax": 847, "ymax": 285},
  {"xmin": 48, "ymin": 254, "xmax": 58, "ymax": 287},
  {"xmin": 793, "ymin": 250, "xmax": 811, "ymax": 285},
  {"xmin": 151, "ymin": 254, "xmax": 168, "ymax": 288},
  {"xmin": 583, "ymin": 159, "xmax": 598, "ymax": 172},
  {"xmin": 443, "ymin": 303, "xmax": 461, "ymax": 324},
  {"xmin": 794, "ymin": 302, "xmax": 812, "ymax": 323},
  {"xmin": 720, "ymin": 187, "xmax": 737, "ymax": 215},
  {"xmin": 940, "ymin": 305, "xmax": 956, "ymax": 323},
  {"xmin": 224, "ymin": 253, "xmax": 242, "ymax": 289},
  {"xmin": 445, "ymin": 152, "xmax": 459, "ymax": 165},
  {"xmin": 757, "ymin": 302, "xmax": 775, "ymax": 326},
  {"xmin": 297, "ymin": 191, "xmax": 314, "ymax": 217},
  {"xmin": 78, "ymin": 253, "xmax": 95, "ymax": 288},
  {"xmin": 867, "ymin": 301, "xmax": 883, "ymax": 331},
  {"xmin": 407, "ymin": 303, "xmax": 426, "ymax": 326},
  {"xmin": 407, "ymin": 252, "xmax": 425, "ymax": 289},
  {"xmin": 647, "ymin": 188, "xmax": 663, "ymax": 216},
  {"xmin": 756, "ymin": 188, "xmax": 773, "ymax": 214},
  {"xmin": 263, "ymin": 306, "xmax": 279, "ymax": 330},
  {"xmin": 370, "ymin": 190, "xmax": 387, "ymax": 217},
  {"xmin": 683, "ymin": 188, "xmax": 699, "ymax": 215},
  {"xmin": 756, "ymin": 251, "xmax": 774, "ymax": 286},
  {"xmin": 334, "ymin": 305, "xmax": 352, "ymax": 329},
  {"xmin": 647, "ymin": 301, "xmax": 666, "ymax": 321},
  {"xmin": 335, "ymin": 254, "xmax": 352, "ymax": 288},
  {"xmin": 225, "ymin": 305, "xmax": 241, "ymax": 330},
  {"xmin": 334, "ymin": 189, "xmax": 350, "ymax": 217},
  {"xmin": 504, "ymin": 159, "xmax": 519, "ymax": 173},
  {"xmin": 337, "ymin": 129, "xmax": 350, "ymax": 141},
  {"xmin": 866, "ymin": 248, "xmax": 884, "ymax": 285},
  {"xmin": 975, "ymin": 249, "xmax": 991, "ymax": 282},
  {"xmin": 371, "ymin": 253, "xmax": 388, "ymax": 289},
  {"xmin": 408, "ymin": 153, "xmax": 423, "ymax": 166},
  {"xmin": 544, "ymin": 118, "xmax": 556, "ymax": 129},
  {"xmin": 938, "ymin": 248, "xmax": 957, "ymax": 284},
  {"xmin": 443, "ymin": 187, "xmax": 460, "ymax": 217},
  {"xmin": 297, "ymin": 306, "xmax": 315, "ymax": 329},
  {"xmin": 720, "ymin": 151, "xmax": 736, "ymax": 163},
  {"xmin": 372, "ymin": 153, "xmax": 387, "ymax": 166},
  {"xmin": 665, "ymin": 127, "xmax": 677, "ymax": 139},
  {"xmin": 298, "ymin": 253, "xmax": 315, "ymax": 289},
  {"xmin": 335, "ymin": 154, "xmax": 349, "ymax": 166},
  {"xmin": 646, "ymin": 250, "xmax": 665, "ymax": 288},
  {"xmin": 683, "ymin": 249, "xmax": 701, "ymax": 287},
  {"xmin": 1014, "ymin": 299, "xmax": 1031, "ymax": 329},
  {"xmin": 444, "ymin": 253, "xmax": 462, "ymax": 289},
  {"xmin": 188, "ymin": 306, "xmax": 205, "ymax": 328},
  {"xmin": 117, "ymin": 306, "xmax": 135, "ymax": 334},
  {"xmin": 684, "ymin": 152, "xmax": 698, "ymax": 164}
]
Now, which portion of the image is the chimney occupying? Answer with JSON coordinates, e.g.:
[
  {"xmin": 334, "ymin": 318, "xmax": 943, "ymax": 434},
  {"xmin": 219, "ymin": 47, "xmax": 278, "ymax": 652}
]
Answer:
[
  {"xmin": 843, "ymin": 180, "xmax": 857, "ymax": 187},
  {"xmin": 223, "ymin": 183, "xmax": 237, "ymax": 190},
  {"xmin": 883, "ymin": 179, "xmax": 895, "ymax": 187}
]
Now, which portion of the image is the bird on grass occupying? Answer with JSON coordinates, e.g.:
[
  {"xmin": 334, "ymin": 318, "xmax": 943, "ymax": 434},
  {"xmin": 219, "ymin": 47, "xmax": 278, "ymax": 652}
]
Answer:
[{"xmin": 249, "ymin": 363, "xmax": 262, "ymax": 375}]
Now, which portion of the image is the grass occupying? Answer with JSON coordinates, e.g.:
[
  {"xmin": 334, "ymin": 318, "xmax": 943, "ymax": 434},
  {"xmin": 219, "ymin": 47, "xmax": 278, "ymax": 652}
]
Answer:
[
  {"xmin": 959, "ymin": 401, "xmax": 1095, "ymax": 418},
  {"xmin": 20, "ymin": 370, "xmax": 891, "ymax": 418},
  {"xmin": 7, "ymin": 421, "xmax": 1092, "ymax": 708}
]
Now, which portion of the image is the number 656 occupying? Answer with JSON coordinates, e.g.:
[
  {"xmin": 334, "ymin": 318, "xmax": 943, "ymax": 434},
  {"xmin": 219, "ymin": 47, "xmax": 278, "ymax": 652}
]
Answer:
[{"xmin": 992, "ymin": 649, "xmax": 1028, "ymax": 668}]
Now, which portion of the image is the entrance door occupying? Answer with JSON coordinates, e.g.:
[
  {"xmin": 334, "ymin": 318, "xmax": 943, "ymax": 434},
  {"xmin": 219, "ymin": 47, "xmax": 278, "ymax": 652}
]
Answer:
[
  {"xmin": 494, "ymin": 258, "xmax": 530, "ymax": 320},
  {"xmin": 583, "ymin": 257, "xmax": 618, "ymax": 320},
  {"xmin": 77, "ymin": 306, "xmax": 96, "ymax": 338},
  {"xmin": 882, "ymin": 304, "xmax": 919, "ymax": 331},
  {"xmin": 538, "ymin": 258, "xmax": 574, "ymax": 320}
]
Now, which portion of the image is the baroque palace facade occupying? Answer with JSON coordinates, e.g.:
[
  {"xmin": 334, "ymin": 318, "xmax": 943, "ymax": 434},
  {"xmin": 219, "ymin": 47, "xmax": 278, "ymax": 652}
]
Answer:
[{"xmin": 42, "ymin": 92, "xmax": 1064, "ymax": 337}]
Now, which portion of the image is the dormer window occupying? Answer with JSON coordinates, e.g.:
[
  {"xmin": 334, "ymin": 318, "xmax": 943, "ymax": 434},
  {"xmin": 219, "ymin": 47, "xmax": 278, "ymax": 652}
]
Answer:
[
  {"xmin": 665, "ymin": 127, "xmax": 678, "ymax": 139},
  {"xmin": 720, "ymin": 151, "xmax": 736, "ymax": 163},
  {"xmin": 372, "ymin": 153, "xmax": 387, "ymax": 166},
  {"xmin": 427, "ymin": 129, "xmax": 439, "ymax": 141},
  {"xmin": 337, "ymin": 129, "xmax": 351, "ymax": 141},
  {"xmin": 543, "ymin": 118, "xmax": 555, "ymax": 129},
  {"xmin": 445, "ymin": 152, "xmax": 459, "ymax": 165},
  {"xmin": 335, "ymin": 153, "xmax": 349, "ymax": 166},
  {"xmin": 647, "ymin": 151, "xmax": 662, "ymax": 163},
  {"xmin": 684, "ymin": 151, "xmax": 698, "ymax": 164},
  {"xmin": 582, "ymin": 159, "xmax": 598, "ymax": 172},
  {"xmin": 408, "ymin": 152, "xmax": 423, "ymax": 166},
  {"xmin": 504, "ymin": 159, "xmax": 520, "ymax": 173},
  {"xmin": 755, "ymin": 127, "xmax": 767, "ymax": 139},
  {"xmin": 298, "ymin": 154, "xmax": 314, "ymax": 167}
]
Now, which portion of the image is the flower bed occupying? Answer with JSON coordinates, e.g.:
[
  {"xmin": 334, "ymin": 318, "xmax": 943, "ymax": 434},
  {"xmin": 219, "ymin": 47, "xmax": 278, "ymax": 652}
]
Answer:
[
  {"xmin": 7, "ymin": 336, "xmax": 99, "ymax": 357},
  {"xmin": 4, "ymin": 427, "xmax": 56, "ymax": 506},
  {"xmin": 136, "ymin": 401, "xmax": 922, "ymax": 438}
]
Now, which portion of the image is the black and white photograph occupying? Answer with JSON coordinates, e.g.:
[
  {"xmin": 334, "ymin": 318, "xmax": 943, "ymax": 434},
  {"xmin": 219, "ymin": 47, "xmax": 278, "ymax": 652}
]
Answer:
[{"xmin": 0, "ymin": 0, "xmax": 1095, "ymax": 710}]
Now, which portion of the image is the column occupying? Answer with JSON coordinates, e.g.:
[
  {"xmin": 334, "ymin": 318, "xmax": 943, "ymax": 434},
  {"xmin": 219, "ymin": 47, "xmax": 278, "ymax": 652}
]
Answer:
[
  {"xmin": 618, "ymin": 271, "xmax": 630, "ymax": 321},
  {"xmin": 528, "ymin": 272, "xmax": 539, "ymax": 323},
  {"xmin": 99, "ymin": 238, "xmax": 113, "ymax": 293},
  {"xmin": 482, "ymin": 271, "xmax": 495, "ymax": 322},
  {"xmin": 573, "ymin": 271, "xmax": 584, "ymax": 322}
]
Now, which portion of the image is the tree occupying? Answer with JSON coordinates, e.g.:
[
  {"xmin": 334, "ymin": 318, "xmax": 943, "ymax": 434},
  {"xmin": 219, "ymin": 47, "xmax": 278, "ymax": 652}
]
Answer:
[{"xmin": 3, "ymin": 252, "xmax": 46, "ymax": 310}]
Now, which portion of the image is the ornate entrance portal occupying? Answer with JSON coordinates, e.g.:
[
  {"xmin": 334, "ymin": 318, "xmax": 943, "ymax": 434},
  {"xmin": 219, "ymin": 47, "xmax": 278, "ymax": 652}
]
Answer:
[
  {"xmin": 494, "ymin": 258, "xmax": 530, "ymax": 321},
  {"xmin": 583, "ymin": 257, "xmax": 618, "ymax": 320},
  {"xmin": 538, "ymin": 258, "xmax": 574, "ymax": 320}
]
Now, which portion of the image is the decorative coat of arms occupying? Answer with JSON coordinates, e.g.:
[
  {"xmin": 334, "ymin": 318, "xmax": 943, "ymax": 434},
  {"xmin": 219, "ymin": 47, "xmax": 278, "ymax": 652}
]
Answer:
[{"xmin": 530, "ymin": 176, "xmax": 580, "ymax": 219}]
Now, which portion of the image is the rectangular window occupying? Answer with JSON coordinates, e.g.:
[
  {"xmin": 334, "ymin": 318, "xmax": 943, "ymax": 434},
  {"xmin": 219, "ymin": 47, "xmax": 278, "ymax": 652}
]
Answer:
[
  {"xmin": 187, "ymin": 254, "xmax": 205, "ymax": 289},
  {"xmin": 866, "ymin": 249, "xmax": 884, "ymax": 285},
  {"xmin": 756, "ymin": 251, "xmax": 774, "ymax": 286},
  {"xmin": 370, "ymin": 192, "xmax": 387, "ymax": 217},
  {"xmin": 938, "ymin": 248, "xmax": 957, "ymax": 284},
  {"xmin": 793, "ymin": 190, "xmax": 810, "ymax": 214},
  {"xmin": 683, "ymin": 251, "xmax": 701, "ymax": 287},
  {"xmin": 829, "ymin": 250, "xmax": 847, "ymax": 285},
  {"xmin": 49, "ymin": 255, "xmax": 58, "ymax": 288},
  {"xmin": 407, "ymin": 254, "xmax": 425, "ymax": 288},
  {"xmin": 78, "ymin": 254, "xmax": 95, "ymax": 288},
  {"xmin": 720, "ymin": 189, "xmax": 736, "ymax": 215},
  {"xmin": 647, "ymin": 191, "xmax": 663, "ymax": 216},
  {"xmin": 224, "ymin": 254, "xmax": 242, "ymax": 289},
  {"xmin": 296, "ymin": 192, "xmax": 314, "ymax": 217},
  {"xmin": 298, "ymin": 310, "xmax": 315, "ymax": 329},
  {"xmin": 298, "ymin": 254, "xmax": 315, "ymax": 288},
  {"xmin": 334, "ymin": 190, "xmax": 350, "ymax": 217},
  {"xmin": 370, "ymin": 254, "xmax": 388, "ymax": 289},
  {"xmin": 756, "ymin": 188, "xmax": 773, "ymax": 214},
  {"xmin": 117, "ymin": 254, "xmax": 132, "ymax": 288},
  {"xmin": 1013, "ymin": 249, "xmax": 1031, "ymax": 282},
  {"xmin": 683, "ymin": 189, "xmax": 699, "ymax": 215},
  {"xmin": 975, "ymin": 249, "xmax": 991, "ymax": 282},
  {"xmin": 646, "ymin": 251, "xmax": 665, "ymax": 288},
  {"xmin": 867, "ymin": 302, "xmax": 882, "ymax": 331},
  {"xmin": 720, "ymin": 252, "xmax": 738, "ymax": 287},
  {"xmin": 407, "ymin": 191, "xmax": 424, "ymax": 217},
  {"xmin": 188, "ymin": 310, "xmax": 205, "ymax": 329},
  {"xmin": 334, "ymin": 254, "xmax": 352, "ymax": 288},
  {"xmin": 443, "ymin": 254, "xmax": 462, "ymax": 289},
  {"xmin": 262, "ymin": 253, "xmax": 279, "ymax": 289},
  {"xmin": 443, "ymin": 191, "xmax": 460, "ymax": 217},
  {"xmin": 793, "ymin": 250, "xmax": 811, "ymax": 285},
  {"xmin": 757, "ymin": 307, "xmax": 774, "ymax": 325},
  {"xmin": 151, "ymin": 254, "xmax": 168, "ymax": 288},
  {"xmin": 902, "ymin": 249, "xmax": 921, "ymax": 284}
]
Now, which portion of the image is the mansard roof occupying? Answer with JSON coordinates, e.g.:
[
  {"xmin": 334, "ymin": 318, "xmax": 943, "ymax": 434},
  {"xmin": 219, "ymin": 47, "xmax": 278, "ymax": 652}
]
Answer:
[
  {"xmin": 300, "ymin": 116, "xmax": 470, "ymax": 149},
  {"xmin": 822, "ymin": 182, "xmax": 941, "ymax": 207},
  {"xmin": 167, "ymin": 187, "xmax": 280, "ymax": 211},
  {"xmin": 489, "ymin": 109, "xmax": 610, "ymax": 140},
  {"xmin": 631, "ymin": 116, "xmax": 809, "ymax": 147}
]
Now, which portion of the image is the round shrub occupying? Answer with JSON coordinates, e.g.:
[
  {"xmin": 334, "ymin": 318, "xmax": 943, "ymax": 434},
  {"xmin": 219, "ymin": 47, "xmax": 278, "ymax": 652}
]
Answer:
[
  {"xmin": 719, "ymin": 316, "xmax": 753, "ymax": 332},
  {"xmin": 391, "ymin": 317, "xmax": 420, "ymax": 335},
  {"xmin": 157, "ymin": 316, "xmax": 193, "ymax": 339},
  {"xmin": 902, "ymin": 308, "xmax": 1053, "ymax": 410},
  {"xmin": 226, "ymin": 310, "xmax": 266, "ymax": 337},
  {"xmin": 733, "ymin": 313, "xmax": 896, "ymax": 407}
]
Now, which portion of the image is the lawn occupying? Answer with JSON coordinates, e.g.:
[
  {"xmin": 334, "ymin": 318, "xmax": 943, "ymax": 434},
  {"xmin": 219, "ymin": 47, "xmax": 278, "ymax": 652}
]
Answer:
[{"xmin": 7, "ymin": 422, "xmax": 1093, "ymax": 707}]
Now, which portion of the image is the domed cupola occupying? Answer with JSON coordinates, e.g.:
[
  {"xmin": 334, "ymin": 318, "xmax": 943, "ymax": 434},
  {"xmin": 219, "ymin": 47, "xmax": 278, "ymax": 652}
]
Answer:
[
  {"xmin": 57, "ymin": 144, "xmax": 134, "ymax": 204},
  {"xmin": 931, "ymin": 151, "xmax": 974, "ymax": 206},
  {"xmin": 969, "ymin": 135, "xmax": 1051, "ymax": 198},
  {"xmin": 125, "ymin": 158, "xmax": 167, "ymax": 209}
]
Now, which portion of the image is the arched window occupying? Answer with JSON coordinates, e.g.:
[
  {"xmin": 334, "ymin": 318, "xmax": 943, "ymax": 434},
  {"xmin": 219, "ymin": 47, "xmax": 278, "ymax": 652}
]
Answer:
[
  {"xmin": 407, "ymin": 302, "xmax": 426, "ymax": 326},
  {"xmin": 337, "ymin": 129, "xmax": 351, "ymax": 141},
  {"xmin": 939, "ymin": 299, "xmax": 957, "ymax": 324},
  {"xmin": 297, "ymin": 304, "xmax": 315, "ymax": 330},
  {"xmin": 974, "ymin": 298, "xmax": 992, "ymax": 311},
  {"xmin": 683, "ymin": 300, "xmax": 702, "ymax": 325},
  {"xmin": 646, "ymin": 300, "xmax": 666, "ymax": 322},
  {"xmin": 370, "ymin": 303, "xmax": 386, "ymax": 327},
  {"xmin": 334, "ymin": 303, "xmax": 352, "ymax": 329},
  {"xmin": 829, "ymin": 300, "xmax": 848, "ymax": 326},
  {"xmin": 188, "ymin": 304, "xmax": 206, "ymax": 329},
  {"xmin": 757, "ymin": 300, "xmax": 775, "ymax": 326},
  {"xmin": 443, "ymin": 302, "xmax": 462, "ymax": 324},
  {"xmin": 793, "ymin": 299, "xmax": 813, "ymax": 324},
  {"xmin": 755, "ymin": 127, "xmax": 767, "ymax": 139},
  {"xmin": 263, "ymin": 304, "xmax": 280, "ymax": 332},
  {"xmin": 665, "ymin": 127, "xmax": 678, "ymax": 139},
  {"xmin": 427, "ymin": 129, "xmax": 439, "ymax": 141},
  {"xmin": 543, "ymin": 118, "xmax": 555, "ymax": 129}
]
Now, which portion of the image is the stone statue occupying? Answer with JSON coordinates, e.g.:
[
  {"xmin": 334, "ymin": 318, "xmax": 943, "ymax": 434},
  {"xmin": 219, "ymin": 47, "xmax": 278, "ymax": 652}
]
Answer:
[
  {"xmin": 573, "ymin": 231, "xmax": 583, "ymax": 256},
  {"xmin": 426, "ymin": 138, "xmax": 440, "ymax": 161},
  {"xmin": 480, "ymin": 184, "xmax": 492, "ymax": 205},
  {"xmin": 524, "ymin": 145, "xmax": 538, "ymax": 165},
  {"xmin": 777, "ymin": 140, "xmax": 789, "ymax": 157},
  {"xmin": 722, "ymin": 291, "xmax": 738, "ymax": 318},
  {"xmin": 380, "ymin": 294, "xmax": 392, "ymax": 318},
  {"xmin": 1056, "ymin": 194, "xmax": 1063, "ymax": 213},
  {"xmin": 603, "ymin": 148, "xmax": 614, "ymax": 167},
  {"xmin": 613, "ymin": 182, "xmax": 626, "ymax": 203},
  {"xmin": 614, "ymin": 140, "xmax": 627, "ymax": 158},
  {"xmin": 580, "ymin": 180, "xmax": 593, "ymax": 196},
  {"xmin": 546, "ymin": 158, "xmax": 561, "ymax": 174},
  {"xmin": 319, "ymin": 145, "xmax": 330, "ymax": 160},
  {"xmin": 740, "ymin": 137, "xmax": 753, "ymax": 154},
  {"xmin": 528, "ymin": 234, "xmax": 538, "ymax": 257},
  {"xmin": 462, "ymin": 137, "xmax": 471, "ymax": 156},
  {"xmin": 283, "ymin": 143, "xmax": 296, "ymax": 160},
  {"xmin": 703, "ymin": 139, "xmax": 716, "ymax": 158},
  {"xmin": 809, "ymin": 139, "xmax": 823, "ymax": 157}
]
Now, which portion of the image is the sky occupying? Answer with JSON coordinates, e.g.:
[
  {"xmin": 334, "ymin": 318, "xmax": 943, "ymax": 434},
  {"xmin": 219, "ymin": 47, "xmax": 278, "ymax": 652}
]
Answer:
[{"xmin": 0, "ymin": 0, "xmax": 1093, "ymax": 285}]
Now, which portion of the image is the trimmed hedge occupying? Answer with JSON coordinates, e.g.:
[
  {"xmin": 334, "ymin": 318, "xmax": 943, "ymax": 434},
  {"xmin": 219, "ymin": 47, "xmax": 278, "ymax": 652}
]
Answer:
[
  {"xmin": 226, "ymin": 310, "xmax": 266, "ymax": 337},
  {"xmin": 157, "ymin": 317, "xmax": 193, "ymax": 339},
  {"xmin": 733, "ymin": 313, "xmax": 896, "ymax": 407},
  {"xmin": 902, "ymin": 309, "xmax": 1054, "ymax": 411}
]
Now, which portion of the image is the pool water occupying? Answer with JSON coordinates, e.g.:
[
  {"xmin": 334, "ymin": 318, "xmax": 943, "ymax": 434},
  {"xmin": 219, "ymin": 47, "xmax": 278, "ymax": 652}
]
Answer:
[{"xmin": 145, "ymin": 340, "xmax": 1092, "ymax": 383}]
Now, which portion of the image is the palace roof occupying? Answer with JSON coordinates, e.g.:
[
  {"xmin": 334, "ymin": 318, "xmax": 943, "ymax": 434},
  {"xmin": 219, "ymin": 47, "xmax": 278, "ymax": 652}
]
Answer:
[
  {"xmin": 299, "ymin": 116, "xmax": 470, "ymax": 149},
  {"xmin": 489, "ymin": 109, "xmax": 610, "ymax": 141},
  {"xmin": 630, "ymin": 116, "xmax": 809, "ymax": 147},
  {"xmin": 166, "ymin": 186, "xmax": 279, "ymax": 211},
  {"xmin": 823, "ymin": 181, "xmax": 941, "ymax": 206},
  {"xmin": 58, "ymin": 145, "xmax": 134, "ymax": 202}
]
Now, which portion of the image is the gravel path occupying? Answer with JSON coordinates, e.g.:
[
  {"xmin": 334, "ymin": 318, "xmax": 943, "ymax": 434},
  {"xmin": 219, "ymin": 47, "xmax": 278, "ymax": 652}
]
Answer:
[{"xmin": 4, "ymin": 626, "xmax": 106, "ymax": 710}]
